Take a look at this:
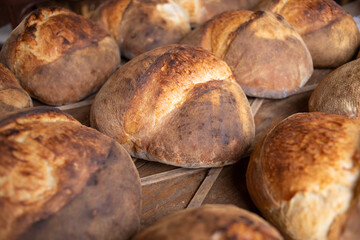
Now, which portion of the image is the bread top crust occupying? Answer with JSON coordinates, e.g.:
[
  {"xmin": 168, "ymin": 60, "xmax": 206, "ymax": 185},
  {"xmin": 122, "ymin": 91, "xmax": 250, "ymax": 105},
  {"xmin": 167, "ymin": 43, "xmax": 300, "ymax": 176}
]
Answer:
[
  {"xmin": 254, "ymin": 0, "xmax": 347, "ymax": 35},
  {"xmin": 0, "ymin": 63, "xmax": 32, "ymax": 115},
  {"xmin": 1, "ymin": 7, "xmax": 109, "ymax": 77},
  {"xmin": 0, "ymin": 107, "xmax": 113, "ymax": 240},
  {"xmin": 91, "ymin": 0, "xmax": 132, "ymax": 44},
  {"xmin": 309, "ymin": 58, "xmax": 360, "ymax": 118},
  {"xmin": 257, "ymin": 112, "xmax": 360, "ymax": 202},
  {"xmin": 132, "ymin": 204, "xmax": 283, "ymax": 240}
]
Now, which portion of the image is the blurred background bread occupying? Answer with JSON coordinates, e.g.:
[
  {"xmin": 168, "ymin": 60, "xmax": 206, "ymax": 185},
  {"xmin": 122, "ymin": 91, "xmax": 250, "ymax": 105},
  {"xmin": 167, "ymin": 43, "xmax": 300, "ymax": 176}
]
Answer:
[
  {"xmin": 0, "ymin": 63, "xmax": 32, "ymax": 116},
  {"xmin": 0, "ymin": 7, "xmax": 120, "ymax": 105},
  {"xmin": 0, "ymin": 107, "xmax": 141, "ymax": 240},
  {"xmin": 309, "ymin": 58, "xmax": 360, "ymax": 118},
  {"xmin": 91, "ymin": 45, "xmax": 255, "ymax": 168},
  {"xmin": 181, "ymin": 10, "xmax": 313, "ymax": 99},
  {"xmin": 247, "ymin": 112, "xmax": 360, "ymax": 240},
  {"xmin": 132, "ymin": 204, "xmax": 283, "ymax": 240},
  {"xmin": 254, "ymin": 0, "xmax": 360, "ymax": 68}
]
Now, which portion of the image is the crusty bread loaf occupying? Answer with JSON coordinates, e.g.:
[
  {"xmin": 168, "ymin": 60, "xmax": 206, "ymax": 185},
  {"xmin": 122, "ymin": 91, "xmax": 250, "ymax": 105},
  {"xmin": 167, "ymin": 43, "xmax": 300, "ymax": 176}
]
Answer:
[
  {"xmin": 309, "ymin": 58, "xmax": 360, "ymax": 118},
  {"xmin": 246, "ymin": 112, "xmax": 360, "ymax": 240},
  {"xmin": 0, "ymin": 63, "xmax": 32, "ymax": 116},
  {"xmin": 0, "ymin": 107, "xmax": 141, "ymax": 240},
  {"xmin": 92, "ymin": 0, "xmax": 191, "ymax": 59},
  {"xmin": 91, "ymin": 45, "xmax": 255, "ymax": 168},
  {"xmin": 178, "ymin": 0, "xmax": 261, "ymax": 25},
  {"xmin": 254, "ymin": 0, "xmax": 360, "ymax": 68},
  {"xmin": 0, "ymin": 7, "xmax": 120, "ymax": 105},
  {"xmin": 132, "ymin": 204, "xmax": 283, "ymax": 240},
  {"xmin": 181, "ymin": 10, "xmax": 313, "ymax": 99}
]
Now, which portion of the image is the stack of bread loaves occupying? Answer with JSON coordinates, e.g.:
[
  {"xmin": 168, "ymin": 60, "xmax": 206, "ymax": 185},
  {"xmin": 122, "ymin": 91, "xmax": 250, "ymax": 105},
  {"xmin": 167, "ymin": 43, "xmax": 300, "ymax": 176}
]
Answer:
[
  {"xmin": 0, "ymin": 7, "xmax": 120, "ymax": 105},
  {"xmin": 91, "ymin": 44, "xmax": 255, "ymax": 168},
  {"xmin": 254, "ymin": 0, "xmax": 360, "ymax": 68},
  {"xmin": 0, "ymin": 107, "xmax": 141, "ymax": 240},
  {"xmin": 181, "ymin": 10, "xmax": 313, "ymax": 98},
  {"xmin": 247, "ymin": 112, "xmax": 360, "ymax": 240}
]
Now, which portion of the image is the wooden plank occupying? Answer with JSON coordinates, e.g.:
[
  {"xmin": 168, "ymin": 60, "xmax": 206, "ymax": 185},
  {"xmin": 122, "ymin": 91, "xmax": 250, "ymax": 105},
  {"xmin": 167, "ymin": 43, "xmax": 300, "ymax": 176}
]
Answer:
[
  {"xmin": 141, "ymin": 170, "xmax": 207, "ymax": 228},
  {"xmin": 186, "ymin": 167, "xmax": 223, "ymax": 208},
  {"xmin": 141, "ymin": 168, "xmax": 206, "ymax": 186}
]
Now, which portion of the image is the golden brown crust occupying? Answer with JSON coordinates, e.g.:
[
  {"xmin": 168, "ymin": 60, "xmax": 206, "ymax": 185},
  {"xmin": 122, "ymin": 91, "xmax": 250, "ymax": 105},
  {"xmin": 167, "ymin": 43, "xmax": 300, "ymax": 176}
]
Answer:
[
  {"xmin": 0, "ymin": 64, "xmax": 32, "ymax": 116},
  {"xmin": 181, "ymin": 10, "xmax": 313, "ymax": 98},
  {"xmin": 91, "ymin": 0, "xmax": 132, "ymax": 45},
  {"xmin": 132, "ymin": 204, "xmax": 283, "ymax": 240},
  {"xmin": 309, "ymin": 58, "xmax": 360, "ymax": 118},
  {"xmin": 254, "ymin": 0, "xmax": 360, "ymax": 68},
  {"xmin": 247, "ymin": 112, "xmax": 360, "ymax": 239},
  {"xmin": 0, "ymin": 7, "xmax": 120, "ymax": 105},
  {"xmin": 91, "ymin": 45, "xmax": 255, "ymax": 167},
  {"xmin": 0, "ymin": 107, "xmax": 141, "ymax": 240}
]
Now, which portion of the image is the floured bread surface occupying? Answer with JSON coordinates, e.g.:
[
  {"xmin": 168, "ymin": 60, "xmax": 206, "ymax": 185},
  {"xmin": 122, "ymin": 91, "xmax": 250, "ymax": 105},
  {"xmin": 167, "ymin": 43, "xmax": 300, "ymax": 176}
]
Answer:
[
  {"xmin": 0, "ymin": 63, "xmax": 32, "ymax": 116},
  {"xmin": 254, "ymin": 0, "xmax": 360, "ymax": 68},
  {"xmin": 0, "ymin": 107, "xmax": 113, "ymax": 240},
  {"xmin": 91, "ymin": 45, "xmax": 255, "ymax": 168},
  {"xmin": 247, "ymin": 112, "xmax": 360, "ymax": 240},
  {"xmin": 309, "ymin": 58, "xmax": 360, "ymax": 118},
  {"xmin": 181, "ymin": 10, "xmax": 313, "ymax": 98},
  {"xmin": 132, "ymin": 204, "xmax": 283, "ymax": 240},
  {"xmin": 0, "ymin": 7, "xmax": 120, "ymax": 105}
]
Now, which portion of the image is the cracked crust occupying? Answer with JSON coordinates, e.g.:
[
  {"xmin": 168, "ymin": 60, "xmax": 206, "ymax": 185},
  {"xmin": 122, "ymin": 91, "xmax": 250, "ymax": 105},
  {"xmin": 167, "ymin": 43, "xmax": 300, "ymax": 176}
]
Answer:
[
  {"xmin": 0, "ymin": 7, "xmax": 120, "ymax": 105},
  {"xmin": 254, "ymin": 0, "xmax": 360, "ymax": 68},
  {"xmin": 247, "ymin": 112, "xmax": 360, "ymax": 240},
  {"xmin": 91, "ymin": 45, "xmax": 255, "ymax": 167},
  {"xmin": 181, "ymin": 10, "xmax": 313, "ymax": 98},
  {"xmin": 132, "ymin": 204, "xmax": 283, "ymax": 240},
  {"xmin": 0, "ymin": 107, "xmax": 141, "ymax": 240}
]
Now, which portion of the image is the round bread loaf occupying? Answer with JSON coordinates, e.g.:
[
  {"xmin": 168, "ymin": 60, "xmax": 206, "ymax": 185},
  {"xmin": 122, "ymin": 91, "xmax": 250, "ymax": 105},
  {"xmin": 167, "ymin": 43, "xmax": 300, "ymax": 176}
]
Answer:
[
  {"xmin": 246, "ymin": 112, "xmax": 360, "ymax": 240},
  {"xmin": 254, "ymin": 0, "xmax": 360, "ymax": 68},
  {"xmin": 132, "ymin": 204, "xmax": 283, "ymax": 240},
  {"xmin": 0, "ymin": 107, "xmax": 141, "ymax": 240},
  {"xmin": 0, "ymin": 7, "xmax": 120, "ymax": 105},
  {"xmin": 178, "ymin": 0, "xmax": 261, "ymax": 25},
  {"xmin": 92, "ymin": 0, "xmax": 191, "ymax": 59},
  {"xmin": 0, "ymin": 63, "xmax": 32, "ymax": 116},
  {"xmin": 181, "ymin": 10, "xmax": 313, "ymax": 99},
  {"xmin": 91, "ymin": 45, "xmax": 255, "ymax": 168},
  {"xmin": 309, "ymin": 58, "xmax": 360, "ymax": 118}
]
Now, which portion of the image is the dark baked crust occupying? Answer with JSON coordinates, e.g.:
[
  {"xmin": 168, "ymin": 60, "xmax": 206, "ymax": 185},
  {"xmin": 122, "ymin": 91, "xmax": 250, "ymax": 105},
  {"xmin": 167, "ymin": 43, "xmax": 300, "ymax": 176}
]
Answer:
[
  {"xmin": 181, "ymin": 10, "xmax": 313, "ymax": 98},
  {"xmin": 91, "ymin": 45, "xmax": 255, "ymax": 167},
  {"xmin": 132, "ymin": 204, "xmax": 283, "ymax": 240},
  {"xmin": 0, "ymin": 107, "xmax": 141, "ymax": 240},
  {"xmin": 0, "ymin": 7, "xmax": 120, "ymax": 105},
  {"xmin": 309, "ymin": 58, "xmax": 360, "ymax": 118},
  {"xmin": 0, "ymin": 63, "xmax": 32, "ymax": 116},
  {"xmin": 254, "ymin": 0, "xmax": 360, "ymax": 68}
]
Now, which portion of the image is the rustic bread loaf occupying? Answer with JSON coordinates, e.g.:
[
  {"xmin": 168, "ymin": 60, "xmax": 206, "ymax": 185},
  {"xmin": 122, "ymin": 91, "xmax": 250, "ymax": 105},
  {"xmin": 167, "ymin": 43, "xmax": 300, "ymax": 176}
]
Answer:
[
  {"xmin": 92, "ymin": 0, "xmax": 191, "ymax": 59},
  {"xmin": 178, "ymin": 0, "xmax": 261, "ymax": 25},
  {"xmin": 254, "ymin": 0, "xmax": 360, "ymax": 68},
  {"xmin": 181, "ymin": 10, "xmax": 313, "ymax": 99},
  {"xmin": 0, "ymin": 107, "xmax": 141, "ymax": 240},
  {"xmin": 0, "ymin": 63, "xmax": 32, "ymax": 116},
  {"xmin": 309, "ymin": 58, "xmax": 360, "ymax": 118},
  {"xmin": 0, "ymin": 7, "xmax": 120, "ymax": 105},
  {"xmin": 91, "ymin": 45, "xmax": 255, "ymax": 168},
  {"xmin": 246, "ymin": 112, "xmax": 360, "ymax": 240},
  {"xmin": 132, "ymin": 204, "xmax": 283, "ymax": 240}
]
